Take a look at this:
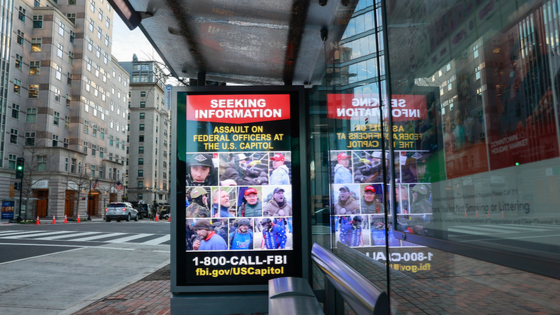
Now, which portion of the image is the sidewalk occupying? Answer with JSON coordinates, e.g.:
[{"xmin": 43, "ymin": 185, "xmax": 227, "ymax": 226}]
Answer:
[{"xmin": 72, "ymin": 265, "xmax": 171, "ymax": 315}]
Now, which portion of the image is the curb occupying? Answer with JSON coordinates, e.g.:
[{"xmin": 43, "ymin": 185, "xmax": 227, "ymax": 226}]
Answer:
[{"xmin": 59, "ymin": 259, "xmax": 171, "ymax": 315}]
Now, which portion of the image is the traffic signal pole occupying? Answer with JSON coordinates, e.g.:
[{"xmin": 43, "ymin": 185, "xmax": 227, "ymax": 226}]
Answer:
[
  {"xmin": 17, "ymin": 177, "xmax": 23, "ymax": 223},
  {"xmin": 15, "ymin": 158, "xmax": 24, "ymax": 223}
]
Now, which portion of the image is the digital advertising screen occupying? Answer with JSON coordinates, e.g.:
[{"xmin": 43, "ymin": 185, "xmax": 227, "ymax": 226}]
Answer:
[{"xmin": 175, "ymin": 88, "xmax": 303, "ymax": 288}]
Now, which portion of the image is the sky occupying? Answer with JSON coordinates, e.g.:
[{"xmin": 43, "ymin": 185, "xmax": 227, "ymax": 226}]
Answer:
[{"xmin": 111, "ymin": 13, "xmax": 164, "ymax": 65}]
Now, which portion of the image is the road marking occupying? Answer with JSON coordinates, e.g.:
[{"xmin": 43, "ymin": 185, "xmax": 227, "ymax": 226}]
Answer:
[
  {"xmin": 464, "ymin": 233, "xmax": 560, "ymax": 242},
  {"xmin": 447, "ymin": 227, "xmax": 491, "ymax": 235},
  {"xmin": 0, "ymin": 247, "xmax": 85, "ymax": 266},
  {"xmin": 95, "ymin": 246, "xmax": 136, "ymax": 251},
  {"xmin": 1, "ymin": 231, "xmax": 75, "ymax": 239},
  {"xmin": 34, "ymin": 231, "xmax": 102, "ymax": 241},
  {"xmin": 141, "ymin": 234, "xmax": 170, "ymax": 245},
  {"xmin": 153, "ymin": 250, "xmax": 170, "ymax": 253},
  {"xmin": 105, "ymin": 233, "xmax": 153, "ymax": 243},
  {"xmin": 70, "ymin": 232, "xmax": 126, "ymax": 242},
  {"xmin": 0, "ymin": 243, "xmax": 136, "ymax": 251},
  {"xmin": 0, "ymin": 230, "xmax": 47, "ymax": 237}
]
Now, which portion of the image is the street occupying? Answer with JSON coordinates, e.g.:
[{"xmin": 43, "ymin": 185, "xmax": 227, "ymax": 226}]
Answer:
[{"xmin": 0, "ymin": 220, "xmax": 170, "ymax": 315}]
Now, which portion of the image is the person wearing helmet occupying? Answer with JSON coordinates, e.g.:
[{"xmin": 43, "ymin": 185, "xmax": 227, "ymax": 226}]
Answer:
[
  {"xmin": 410, "ymin": 184, "xmax": 432, "ymax": 213},
  {"xmin": 221, "ymin": 153, "xmax": 265, "ymax": 185},
  {"xmin": 239, "ymin": 188, "xmax": 262, "ymax": 217},
  {"xmin": 186, "ymin": 154, "xmax": 218, "ymax": 186},
  {"xmin": 186, "ymin": 187, "xmax": 210, "ymax": 218},
  {"xmin": 269, "ymin": 153, "xmax": 290, "ymax": 185},
  {"xmin": 333, "ymin": 152, "xmax": 352, "ymax": 184},
  {"xmin": 192, "ymin": 219, "xmax": 227, "ymax": 250},
  {"xmin": 229, "ymin": 218, "xmax": 253, "ymax": 250},
  {"xmin": 339, "ymin": 216, "xmax": 364, "ymax": 247},
  {"xmin": 260, "ymin": 218, "xmax": 287, "ymax": 249},
  {"xmin": 334, "ymin": 186, "xmax": 359, "ymax": 215},
  {"xmin": 361, "ymin": 185, "xmax": 384, "ymax": 214},
  {"xmin": 263, "ymin": 187, "xmax": 292, "ymax": 216}
]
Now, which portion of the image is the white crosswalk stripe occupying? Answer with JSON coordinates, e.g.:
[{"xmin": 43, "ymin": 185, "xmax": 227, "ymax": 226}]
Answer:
[
  {"xmin": 448, "ymin": 224, "xmax": 560, "ymax": 236},
  {"xmin": 0, "ymin": 230, "xmax": 170, "ymax": 246}
]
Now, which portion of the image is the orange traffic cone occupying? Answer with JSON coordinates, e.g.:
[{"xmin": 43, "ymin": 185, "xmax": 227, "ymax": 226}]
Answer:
[
  {"xmin": 64, "ymin": 215, "xmax": 68, "ymax": 224},
  {"xmin": 168, "ymin": 214, "xmax": 171, "ymax": 222},
  {"xmin": 464, "ymin": 210, "xmax": 467, "ymax": 217},
  {"xmin": 502, "ymin": 211, "xmax": 504, "ymax": 219},
  {"xmin": 36, "ymin": 216, "xmax": 40, "ymax": 225},
  {"xmin": 476, "ymin": 210, "xmax": 478, "ymax": 218},
  {"xmin": 155, "ymin": 214, "xmax": 159, "ymax": 222},
  {"xmin": 77, "ymin": 214, "xmax": 81, "ymax": 223},
  {"xmin": 52, "ymin": 215, "xmax": 56, "ymax": 224},
  {"xmin": 487, "ymin": 212, "xmax": 490, "ymax": 218}
]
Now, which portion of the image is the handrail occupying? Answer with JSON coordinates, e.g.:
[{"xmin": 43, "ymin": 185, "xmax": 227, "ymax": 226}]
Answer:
[{"xmin": 311, "ymin": 243, "xmax": 389, "ymax": 315}]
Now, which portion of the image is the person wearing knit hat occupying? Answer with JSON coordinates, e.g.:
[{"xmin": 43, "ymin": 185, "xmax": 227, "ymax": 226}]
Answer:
[
  {"xmin": 333, "ymin": 152, "xmax": 352, "ymax": 184},
  {"xmin": 192, "ymin": 219, "xmax": 227, "ymax": 250},
  {"xmin": 229, "ymin": 218, "xmax": 253, "ymax": 250}
]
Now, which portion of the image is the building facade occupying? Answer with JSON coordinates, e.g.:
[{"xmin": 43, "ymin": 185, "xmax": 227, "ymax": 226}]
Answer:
[
  {"xmin": 120, "ymin": 59, "xmax": 170, "ymax": 206},
  {"xmin": 0, "ymin": 0, "xmax": 128, "ymax": 220}
]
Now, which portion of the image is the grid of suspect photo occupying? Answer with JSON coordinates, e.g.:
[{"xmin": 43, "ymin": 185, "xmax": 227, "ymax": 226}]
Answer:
[
  {"xmin": 185, "ymin": 151, "xmax": 294, "ymax": 251},
  {"xmin": 329, "ymin": 149, "xmax": 433, "ymax": 248}
]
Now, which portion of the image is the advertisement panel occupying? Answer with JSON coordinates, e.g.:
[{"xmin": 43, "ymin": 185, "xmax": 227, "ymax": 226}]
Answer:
[
  {"xmin": 174, "ymin": 88, "xmax": 304, "ymax": 290},
  {"xmin": 1, "ymin": 201, "xmax": 14, "ymax": 220},
  {"xmin": 327, "ymin": 93, "xmax": 435, "ymax": 259}
]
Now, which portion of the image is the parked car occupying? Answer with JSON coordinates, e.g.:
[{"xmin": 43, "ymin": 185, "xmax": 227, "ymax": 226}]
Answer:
[
  {"xmin": 130, "ymin": 202, "xmax": 149, "ymax": 219},
  {"xmin": 105, "ymin": 202, "xmax": 138, "ymax": 222},
  {"xmin": 159, "ymin": 205, "xmax": 171, "ymax": 220}
]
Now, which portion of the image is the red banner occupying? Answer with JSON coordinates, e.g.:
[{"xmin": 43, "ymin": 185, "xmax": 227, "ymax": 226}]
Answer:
[
  {"xmin": 187, "ymin": 94, "xmax": 290, "ymax": 124},
  {"xmin": 327, "ymin": 94, "xmax": 427, "ymax": 122}
]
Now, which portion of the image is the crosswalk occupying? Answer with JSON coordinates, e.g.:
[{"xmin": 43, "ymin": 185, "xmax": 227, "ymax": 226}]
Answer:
[
  {"xmin": 0, "ymin": 230, "xmax": 170, "ymax": 245},
  {"xmin": 448, "ymin": 224, "xmax": 560, "ymax": 236}
]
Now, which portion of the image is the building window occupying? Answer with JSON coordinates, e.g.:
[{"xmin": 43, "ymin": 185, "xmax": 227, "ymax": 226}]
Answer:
[
  {"xmin": 53, "ymin": 111, "xmax": 60, "ymax": 125},
  {"xmin": 30, "ymin": 61, "xmax": 40, "ymax": 75},
  {"xmin": 138, "ymin": 183, "xmax": 143, "ymax": 189},
  {"xmin": 11, "ymin": 104, "xmax": 19, "ymax": 119},
  {"xmin": 26, "ymin": 108, "xmax": 37, "ymax": 122},
  {"xmin": 104, "ymin": 34, "xmax": 110, "ymax": 46},
  {"xmin": 103, "ymin": 53, "xmax": 109, "ymax": 64},
  {"xmin": 139, "ymin": 124, "xmax": 145, "ymax": 131},
  {"xmin": 31, "ymin": 38, "xmax": 42, "ymax": 52},
  {"xmin": 59, "ymin": 22, "xmax": 65, "ymax": 36},
  {"xmin": 9, "ymin": 155, "xmax": 17, "ymax": 170},
  {"xmin": 87, "ymin": 38, "xmax": 93, "ymax": 51},
  {"xmin": 25, "ymin": 132, "xmax": 35, "ymax": 146},
  {"xmin": 34, "ymin": 0, "xmax": 40, "ymax": 7},
  {"xmin": 67, "ymin": 13, "xmax": 76, "ymax": 25},
  {"xmin": 98, "ymin": 8, "xmax": 103, "ymax": 21},
  {"xmin": 33, "ymin": 16, "xmax": 44, "ymax": 29},
  {"xmin": 138, "ymin": 170, "xmax": 144, "ymax": 177},
  {"xmin": 91, "ymin": 144, "xmax": 96, "ymax": 157},
  {"xmin": 139, "ymin": 135, "xmax": 144, "ymax": 142},
  {"xmin": 84, "ymin": 120, "xmax": 89, "ymax": 134},
  {"xmin": 140, "ymin": 91, "xmax": 146, "ymax": 97},
  {"xmin": 140, "ymin": 101, "xmax": 146, "ymax": 108},
  {"xmin": 97, "ymin": 26, "xmax": 102, "ymax": 40},
  {"xmin": 28, "ymin": 85, "xmax": 38, "ymax": 98},
  {"xmin": 140, "ymin": 113, "xmax": 145, "ymax": 119},
  {"xmin": 90, "ymin": 0, "xmax": 95, "ymax": 13},
  {"xmin": 64, "ymin": 138, "xmax": 69, "ymax": 149},
  {"xmin": 18, "ymin": 6, "xmax": 26, "ymax": 22},
  {"xmin": 106, "ymin": 16, "xmax": 110, "ymax": 28},
  {"xmin": 52, "ymin": 135, "xmax": 58, "ymax": 147},
  {"xmin": 14, "ymin": 79, "xmax": 21, "ymax": 94},
  {"xmin": 83, "ymin": 142, "xmax": 88, "ymax": 154},
  {"xmin": 69, "ymin": 51, "xmax": 74, "ymax": 65},
  {"xmin": 15, "ymin": 54, "xmax": 23, "ymax": 71},
  {"xmin": 90, "ymin": 165, "xmax": 96, "ymax": 177},
  {"xmin": 139, "ymin": 158, "xmax": 144, "ymax": 165},
  {"xmin": 57, "ymin": 44, "xmax": 63, "ymax": 58},
  {"xmin": 37, "ymin": 156, "xmax": 47, "ymax": 171},
  {"xmin": 139, "ymin": 147, "xmax": 144, "ymax": 154},
  {"xmin": 17, "ymin": 31, "xmax": 24, "ymax": 45},
  {"xmin": 65, "ymin": 116, "xmax": 70, "ymax": 129},
  {"xmin": 10, "ymin": 129, "xmax": 18, "ymax": 144},
  {"xmin": 69, "ymin": 30, "xmax": 75, "ymax": 44},
  {"xmin": 56, "ymin": 66, "xmax": 62, "ymax": 80}
]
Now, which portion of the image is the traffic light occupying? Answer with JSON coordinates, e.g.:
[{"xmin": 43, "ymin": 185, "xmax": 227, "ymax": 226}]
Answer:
[
  {"xmin": 14, "ymin": 182, "xmax": 20, "ymax": 191},
  {"xmin": 15, "ymin": 158, "xmax": 24, "ymax": 179}
]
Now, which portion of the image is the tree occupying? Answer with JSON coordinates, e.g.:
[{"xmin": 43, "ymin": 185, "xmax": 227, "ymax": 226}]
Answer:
[
  {"xmin": 62, "ymin": 165, "xmax": 94, "ymax": 219},
  {"xmin": 18, "ymin": 140, "xmax": 53, "ymax": 220}
]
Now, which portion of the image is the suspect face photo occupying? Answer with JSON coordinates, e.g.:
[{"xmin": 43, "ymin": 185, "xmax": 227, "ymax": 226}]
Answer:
[
  {"xmin": 186, "ymin": 153, "xmax": 218, "ymax": 186},
  {"xmin": 262, "ymin": 186, "xmax": 293, "ymax": 217},
  {"xmin": 332, "ymin": 184, "xmax": 360, "ymax": 215},
  {"xmin": 219, "ymin": 152, "xmax": 270, "ymax": 186},
  {"xmin": 331, "ymin": 151, "xmax": 353, "ymax": 184}
]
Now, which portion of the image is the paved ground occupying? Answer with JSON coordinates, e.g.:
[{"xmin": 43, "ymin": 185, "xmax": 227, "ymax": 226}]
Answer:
[{"xmin": 73, "ymin": 265, "xmax": 171, "ymax": 315}]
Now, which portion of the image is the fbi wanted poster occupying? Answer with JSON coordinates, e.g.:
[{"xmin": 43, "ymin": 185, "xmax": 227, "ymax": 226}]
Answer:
[{"xmin": 181, "ymin": 92, "xmax": 299, "ymax": 285}]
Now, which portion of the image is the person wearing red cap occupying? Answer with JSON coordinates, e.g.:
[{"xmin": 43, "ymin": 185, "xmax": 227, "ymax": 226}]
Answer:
[
  {"xmin": 361, "ymin": 185, "xmax": 384, "ymax": 214},
  {"xmin": 269, "ymin": 153, "xmax": 290, "ymax": 185},
  {"xmin": 334, "ymin": 152, "xmax": 352, "ymax": 184},
  {"xmin": 239, "ymin": 187, "xmax": 262, "ymax": 217}
]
